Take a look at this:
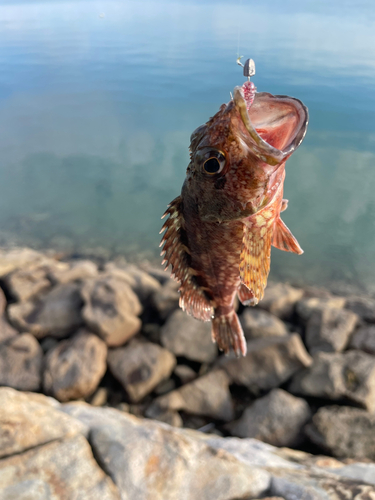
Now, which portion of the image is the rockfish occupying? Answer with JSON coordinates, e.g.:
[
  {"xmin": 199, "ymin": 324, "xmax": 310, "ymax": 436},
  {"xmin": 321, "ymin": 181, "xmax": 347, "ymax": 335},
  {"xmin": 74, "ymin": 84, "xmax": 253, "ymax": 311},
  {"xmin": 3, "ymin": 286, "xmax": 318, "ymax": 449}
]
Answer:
[{"xmin": 160, "ymin": 77, "xmax": 308, "ymax": 356}]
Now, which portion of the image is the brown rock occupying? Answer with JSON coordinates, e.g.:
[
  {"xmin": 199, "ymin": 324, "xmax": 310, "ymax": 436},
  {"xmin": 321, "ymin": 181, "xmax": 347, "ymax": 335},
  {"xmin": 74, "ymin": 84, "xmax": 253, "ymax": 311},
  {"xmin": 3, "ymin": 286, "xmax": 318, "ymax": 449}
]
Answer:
[
  {"xmin": 257, "ymin": 282, "xmax": 304, "ymax": 318},
  {"xmin": 8, "ymin": 283, "xmax": 83, "ymax": 338},
  {"xmin": 81, "ymin": 275, "xmax": 142, "ymax": 346},
  {"xmin": 0, "ymin": 247, "xmax": 47, "ymax": 278},
  {"xmin": 296, "ymin": 296, "xmax": 346, "ymax": 322},
  {"xmin": 160, "ymin": 309, "xmax": 217, "ymax": 363},
  {"xmin": 227, "ymin": 389, "xmax": 311, "ymax": 447},
  {"xmin": 49, "ymin": 259, "xmax": 98, "ymax": 284},
  {"xmin": 43, "ymin": 330, "xmax": 107, "ymax": 402},
  {"xmin": 0, "ymin": 288, "xmax": 17, "ymax": 345},
  {"xmin": 305, "ymin": 307, "xmax": 358, "ymax": 354},
  {"xmin": 105, "ymin": 262, "xmax": 161, "ymax": 302},
  {"xmin": 151, "ymin": 278, "xmax": 179, "ymax": 320},
  {"xmin": 107, "ymin": 339, "xmax": 176, "ymax": 402},
  {"xmin": 147, "ymin": 370, "xmax": 234, "ymax": 421},
  {"xmin": 174, "ymin": 364, "xmax": 197, "ymax": 384},
  {"xmin": 0, "ymin": 334, "xmax": 43, "ymax": 391},
  {"xmin": 349, "ymin": 325, "xmax": 375, "ymax": 354},
  {"xmin": 219, "ymin": 334, "xmax": 312, "ymax": 393},
  {"xmin": 4, "ymin": 264, "xmax": 51, "ymax": 302},
  {"xmin": 240, "ymin": 308, "xmax": 289, "ymax": 339}
]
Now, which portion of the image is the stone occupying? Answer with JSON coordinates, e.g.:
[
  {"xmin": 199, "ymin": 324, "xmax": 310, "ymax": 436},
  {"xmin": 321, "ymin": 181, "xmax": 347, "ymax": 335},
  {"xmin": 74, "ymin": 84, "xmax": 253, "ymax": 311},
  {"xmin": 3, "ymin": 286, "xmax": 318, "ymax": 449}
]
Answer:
[
  {"xmin": 4, "ymin": 264, "xmax": 51, "ymax": 302},
  {"xmin": 147, "ymin": 369, "xmax": 234, "ymax": 421},
  {"xmin": 227, "ymin": 389, "xmax": 311, "ymax": 447},
  {"xmin": 346, "ymin": 295, "xmax": 375, "ymax": 322},
  {"xmin": 305, "ymin": 307, "xmax": 358, "ymax": 354},
  {"xmin": 90, "ymin": 387, "xmax": 109, "ymax": 406},
  {"xmin": 147, "ymin": 408, "xmax": 183, "ymax": 428},
  {"xmin": 350, "ymin": 325, "xmax": 375, "ymax": 354},
  {"xmin": 174, "ymin": 364, "xmax": 197, "ymax": 384},
  {"xmin": 219, "ymin": 334, "xmax": 312, "ymax": 394},
  {"xmin": 151, "ymin": 278, "xmax": 179, "ymax": 320},
  {"xmin": 0, "ymin": 434, "xmax": 120, "ymax": 500},
  {"xmin": 61, "ymin": 403, "xmax": 271, "ymax": 500},
  {"xmin": 43, "ymin": 330, "xmax": 107, "ymax": 402},
  {"xmin": 305, "ymin": 406, "xmax": 375, "ymax": 460},
  {"xmin": 107, "ymin": 339, "xmax": 176, "ymax": 402},
  {"xmin": 240, "ymin": 308, "xmax": 289, "ymax": 339},
  {"xmin": 0, "ymin": 387, "xmax": 87, "ymax": 458},
  {"xmin": 295, "ymin": 296, "xmax": 347, "ymax": 322},
  {"xmin": 0, "ymin": 247, "xmax": 47, "ymax": 278},
  {"xmin": 8, "ymin": 283, "xmax": 83, "ymax": 338},
  {"xmin": 0, "ymin": 287, "xmax": 17, "ymax": 344},
  {"xmin": 49, "ymin": 259, "xmax": 98, "ymax": 284},
  {"xmin": 289, "ymin": 350, "xmax": 375, "ymax": 411},
  {"xmin": 257, "ymin": 282, "xmax": 304, "ymax": 318},
  {"xmin": 106, "ymin": 262, "xmax": 161, "ymax": 302},
  {"xmin": 0, "ymin": 334, "xmax": 43, "ymax": 391},
  {"xmin": 160, "ymin": 309, "xmax": 217, "ymax": 363},
  {"xmin": 81, "ymin": 275, "xmax": 142, "ymax": 346}
]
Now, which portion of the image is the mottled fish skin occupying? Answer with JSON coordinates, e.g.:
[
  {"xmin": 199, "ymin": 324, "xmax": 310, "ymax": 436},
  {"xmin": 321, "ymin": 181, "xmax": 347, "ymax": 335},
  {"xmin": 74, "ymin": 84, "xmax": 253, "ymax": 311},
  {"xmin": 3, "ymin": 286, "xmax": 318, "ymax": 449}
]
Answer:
[{"xmin": 161, "ymin": 84, "xmax": 308, "ymax": 356}]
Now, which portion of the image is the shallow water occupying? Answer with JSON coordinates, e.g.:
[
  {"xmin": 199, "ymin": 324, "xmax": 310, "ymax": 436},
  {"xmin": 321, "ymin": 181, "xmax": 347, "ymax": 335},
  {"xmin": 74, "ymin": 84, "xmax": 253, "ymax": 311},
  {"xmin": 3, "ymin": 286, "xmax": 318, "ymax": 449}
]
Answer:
[{"xmin": 0, "ymin": 0, "xmax": 374, "ymax": 291}]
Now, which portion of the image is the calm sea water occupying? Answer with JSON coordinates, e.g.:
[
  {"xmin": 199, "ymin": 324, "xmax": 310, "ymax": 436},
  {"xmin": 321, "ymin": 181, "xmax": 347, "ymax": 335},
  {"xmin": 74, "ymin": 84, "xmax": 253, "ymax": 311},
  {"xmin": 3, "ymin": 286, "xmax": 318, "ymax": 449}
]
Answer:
[{"xmin": 0, "ymin": 0, "xmax": 374, "ymax": 291}]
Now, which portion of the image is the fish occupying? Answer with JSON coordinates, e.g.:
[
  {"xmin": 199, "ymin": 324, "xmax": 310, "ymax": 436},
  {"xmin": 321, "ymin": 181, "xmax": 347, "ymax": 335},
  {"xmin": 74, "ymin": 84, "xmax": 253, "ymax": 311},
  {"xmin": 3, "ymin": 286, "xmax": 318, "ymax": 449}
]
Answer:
[{"xmin": 160, "ymin": 78, "xmax": 308, "ymax": 357}]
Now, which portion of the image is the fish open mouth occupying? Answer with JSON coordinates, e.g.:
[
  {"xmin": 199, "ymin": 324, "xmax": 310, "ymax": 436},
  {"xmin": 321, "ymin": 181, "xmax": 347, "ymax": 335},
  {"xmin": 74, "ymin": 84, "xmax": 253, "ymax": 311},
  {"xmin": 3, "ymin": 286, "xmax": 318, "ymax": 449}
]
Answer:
[{"xmin": 233, "ymin": 86, "xmax": 309, "ymax": 166}]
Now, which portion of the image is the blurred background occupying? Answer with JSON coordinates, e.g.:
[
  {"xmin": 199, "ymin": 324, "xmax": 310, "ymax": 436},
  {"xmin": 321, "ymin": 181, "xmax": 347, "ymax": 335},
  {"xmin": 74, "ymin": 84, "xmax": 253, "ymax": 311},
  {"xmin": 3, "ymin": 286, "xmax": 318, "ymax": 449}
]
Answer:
[{"xmin": 0, "ymin": 0, "xmax": 374, "ymax": 292}]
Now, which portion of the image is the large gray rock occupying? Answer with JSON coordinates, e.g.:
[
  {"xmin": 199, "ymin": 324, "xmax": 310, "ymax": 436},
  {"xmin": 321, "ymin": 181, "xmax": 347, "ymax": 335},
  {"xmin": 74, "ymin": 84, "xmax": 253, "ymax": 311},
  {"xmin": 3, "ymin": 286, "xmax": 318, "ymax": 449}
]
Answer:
[
  {"xmin": 61, "ymin": 403, "xmax": 271, "ymax": 500},
  {"xmin": 257, "ymin": 282, "xmax": 304, "ymax": 318},
  {"xmin": 147, "ymin": 369, "xmax": 234, "ymax": 421},
  {"xmin": 240, "ymin": 308, "xmax": 289, "ymax": 339},
  {"xmin": 0, "ymin": 387, "xmax": 87, "ymax": 458},
  {"xmin": 295, "ymin": 296, "xmax": 346, "ymax": 322},
  {"xmin": 0, "ymin": 434, "xmax": 120, "ymax": 500},
  {"xmin": 219, "ymin": 334, "xmax": 312, "ymax": 393},
  {"xmin": 227, "ymin": 389, "xmax": 311, "ymax": 447},
  {"xmin": 43, "ymin": 330, "xmax": 107, "ymax": 402},
  {"xmin": 0, "ymin": 334, "xmax": 43, "ymax": 391},
  {"xmin": 151, "ymin": 278, "xmax": 180, "ymax": 320},
  {"xmin": 4, "ymin": 264, "xmax": 51, "ymax": 302},
  {"xmin": 160, "ymin": 309, "xmax": 217, "ymax": 363},
  {"xmin": 81, "ymin": 275, "xmax": 142, "ymax": 346},
  {"xmin": 289, "ymin": 350, "xmax": 375, "ymax": 411},
  {"xmin": 346, "ymin": 296, "xmax": 375, "ymax": 322},
  {"xmin": 49, "ymin": 259, "xmax": 98, "ymax": 284},
  {"xmin": 105, "ymin": 262, "xmax": 161, "ymax": 302},
  {"xmin": 305, "ymin": 307, "xmax": 358, "ymax": 354},
  {"xmin": 107, "ymin": 339, "xmax": 176, "ymax": 402},
  {"xmin": 305, "ymin": 406, "xmax": 375, "ymax": 460},
  {"xmin": 350, "ymin": 325, "xmax": 375, "ymax": 354},
  {"xmin": 8, "ymin": 283, "xmax": 83, "ymax": 338}
]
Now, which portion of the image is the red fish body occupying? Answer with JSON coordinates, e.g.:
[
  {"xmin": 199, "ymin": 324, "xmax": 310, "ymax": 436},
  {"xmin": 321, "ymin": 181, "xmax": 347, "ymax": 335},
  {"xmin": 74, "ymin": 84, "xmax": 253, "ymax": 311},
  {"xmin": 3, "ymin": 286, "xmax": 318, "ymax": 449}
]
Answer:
[{"xmin": 161, "ymin": 82, "xmax": 308, "ymax": 356}]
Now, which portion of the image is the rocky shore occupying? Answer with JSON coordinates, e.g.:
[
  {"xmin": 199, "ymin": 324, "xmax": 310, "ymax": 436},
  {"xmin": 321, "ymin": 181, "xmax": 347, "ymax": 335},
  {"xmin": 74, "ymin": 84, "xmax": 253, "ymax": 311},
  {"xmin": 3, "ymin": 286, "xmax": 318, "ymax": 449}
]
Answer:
[{"xmin": 1, "ymin": 247, "xmax": 375, "ymax": 499}]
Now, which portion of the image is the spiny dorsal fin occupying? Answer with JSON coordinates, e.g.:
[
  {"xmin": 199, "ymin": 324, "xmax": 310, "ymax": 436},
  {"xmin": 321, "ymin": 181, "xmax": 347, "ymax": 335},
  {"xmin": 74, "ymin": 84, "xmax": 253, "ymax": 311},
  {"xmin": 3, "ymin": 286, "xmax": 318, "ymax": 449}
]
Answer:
[
  {"xmin": 272, "ymin": 216, "xmax": 303, "ymax": 254},
  {"xmin": 160, "ymin": 197, "xmax": 212, "ymax": 321}
]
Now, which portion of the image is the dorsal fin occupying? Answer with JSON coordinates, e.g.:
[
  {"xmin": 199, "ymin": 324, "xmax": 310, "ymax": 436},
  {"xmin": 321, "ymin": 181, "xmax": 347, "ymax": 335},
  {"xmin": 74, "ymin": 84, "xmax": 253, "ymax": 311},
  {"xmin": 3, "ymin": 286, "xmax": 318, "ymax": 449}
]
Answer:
[
  {"xmin": 160, "ymin": 197, "xmax": 213, "ymax": 321},
  {"xmin": 272, "ymin": 216, "xmax": 303, "ymax": 254}
]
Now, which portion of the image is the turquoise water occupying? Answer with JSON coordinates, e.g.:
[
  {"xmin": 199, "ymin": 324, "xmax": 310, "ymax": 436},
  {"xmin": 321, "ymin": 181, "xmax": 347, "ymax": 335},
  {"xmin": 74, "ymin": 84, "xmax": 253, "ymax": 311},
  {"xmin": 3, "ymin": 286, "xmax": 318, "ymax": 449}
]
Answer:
[{"xmin": 0, "ymin": 0, "xmax": 375, "ymax": 291}]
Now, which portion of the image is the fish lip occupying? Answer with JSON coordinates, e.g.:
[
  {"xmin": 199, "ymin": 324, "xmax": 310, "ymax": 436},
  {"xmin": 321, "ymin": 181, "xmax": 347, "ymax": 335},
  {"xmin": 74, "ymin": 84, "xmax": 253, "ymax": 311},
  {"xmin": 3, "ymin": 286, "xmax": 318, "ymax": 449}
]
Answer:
[{"xmin": 233, "ymin": 86, "xmax": 309, "ymax": 166}]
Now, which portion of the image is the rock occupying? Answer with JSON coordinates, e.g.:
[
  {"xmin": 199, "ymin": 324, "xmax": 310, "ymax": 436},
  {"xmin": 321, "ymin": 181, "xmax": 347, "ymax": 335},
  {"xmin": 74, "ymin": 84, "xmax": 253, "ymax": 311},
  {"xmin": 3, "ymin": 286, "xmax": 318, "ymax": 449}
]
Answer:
[
  {"xmin": 0, "ymin": 334, "xmax": 43, "ymax": 391},
  {"xmin": 257, "ymin": 282, "xmax": 304, "ymax": 318},
  {"xmin": 349, "ymin": 325, "xmax": 375, "ymax": 354},
  {"xmin": 240, "ymin": 308, "xmax": 289, "ymax": 339},
  {"xmin": 81, "ymin": 275, "xmax": 142, "ymax": 346},
  {"xmin": 61, "ymin": 403, "xmax": 271, "ymax": 499},
  {"xmin": 0, "ymin": 247, "xmax": 47, "ymax": 278},
  {"xmin": 141, "ymin": 264, "xmax": 171, "ymax": 284},
  {"xmin": 147, "ymin": 408, "xmax": 183, "ymax": 427},
  {"xmin": 43, "ymin": 330, "xmax": 107, "ymax": 402},
  {"xmin": 0, "ymin": 287, "xmax": 17, "ymax": 345},
  {"xmin": 107, "ymin": 339, "xmax": 176, "ymax": 402},
  {"xmin": 160, "ymin": 309, "xmax": 217, "ymax": 363},
  {"xmin": 346, "ymin": 296, "xmax": 375, "ymax": 322},
  {"xmin": 305, "ymin": 406, "xmax": 375, "ymax": 460},
  {"xmin": 4, "ymin": 264, "xmax": 51, "ymax": 302},
  {"xmin": 151, "ymin": 278, "xmax": 179, "ymax": 320},
  {"xmin": 0, "ymin": 387, "xmax": 87, "ymax": 458},
  {"xmin": 49, "ymin": 259, "xmax": 98, "ymax": 284},
  {"xmin": 219, "ymin": 334, "xmax": 312, "ymax": 394},
  {"xmin": 0, "ymin": 434, "xmax": 120, "ymax": 500},
  {"xmin": 154, "ymin": 378, "xmax": 176, "ymax": 395},
  {"xmin": 8, "ymin": 283, "xmax": 83, "ymax": 338},
  {"xmin": 296, "ymin": 296, "xmax": 347, "ymax": 322},
  {"xmin": 227, "ymin": 389, "xmax": 311, "ymax": 447},
  {"xmin": 0, "ymin": 287, "xmax": 6, "ymax": 314},
  {"xmin": 147, "ymin": 369, "xmax": 234, "ymax": 421},
  {"xmin": 289, "ymin": 350, "xmax": 375, "ymax": 411},
  {"xmin": 105, "ymin": 262, "xmax": 161, "ymax": 302},
  {"xmin": 305, "ymin": 307, "xmax": 358, "ymax": 354},
  {"xmin": 174, "ymin": 364, "xmax": 197, "ymax": 384},
  {"xmin": 90, "ymin": 387, "xmax": 108, "ymax": 407}
]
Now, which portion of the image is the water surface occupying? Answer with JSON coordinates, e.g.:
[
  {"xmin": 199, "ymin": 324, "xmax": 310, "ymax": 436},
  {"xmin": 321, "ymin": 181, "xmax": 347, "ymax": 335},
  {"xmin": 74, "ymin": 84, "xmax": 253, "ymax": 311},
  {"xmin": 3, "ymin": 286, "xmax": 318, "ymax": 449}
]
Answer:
[{"xmin": 0, "ymin": 0, "xmax": 374, "ymax": 291}]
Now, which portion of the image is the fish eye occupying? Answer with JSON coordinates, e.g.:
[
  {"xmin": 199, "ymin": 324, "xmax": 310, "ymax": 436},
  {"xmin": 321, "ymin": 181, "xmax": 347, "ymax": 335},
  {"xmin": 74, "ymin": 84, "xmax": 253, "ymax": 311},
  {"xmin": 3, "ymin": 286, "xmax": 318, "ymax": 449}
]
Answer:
[{"xmin": 200, "ymin": 150, "xmax": 226, "ymax": 175}]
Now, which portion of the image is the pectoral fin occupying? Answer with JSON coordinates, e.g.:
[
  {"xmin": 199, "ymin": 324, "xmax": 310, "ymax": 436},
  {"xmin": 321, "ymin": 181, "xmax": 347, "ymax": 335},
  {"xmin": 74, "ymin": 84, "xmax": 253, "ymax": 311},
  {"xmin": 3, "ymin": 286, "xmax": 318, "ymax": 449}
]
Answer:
[
  {"xmin": 239, "ymin": 223, "xmax": 272, "ymax": 304},
  {"xmin": 238, "ymin": 282, "xmax": 256, "ymax": 306},
  {"xmin": 272, "ymin": 216, "xmax": 303, "ymax": 254}
]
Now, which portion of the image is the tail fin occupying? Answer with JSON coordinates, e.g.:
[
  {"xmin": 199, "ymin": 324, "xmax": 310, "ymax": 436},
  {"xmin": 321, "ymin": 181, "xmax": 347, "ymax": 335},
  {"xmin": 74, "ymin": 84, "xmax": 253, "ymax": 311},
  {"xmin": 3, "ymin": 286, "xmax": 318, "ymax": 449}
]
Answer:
[{"xmin": 211, "ymin": 310, "xmax": 247, "ymax": 357}]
